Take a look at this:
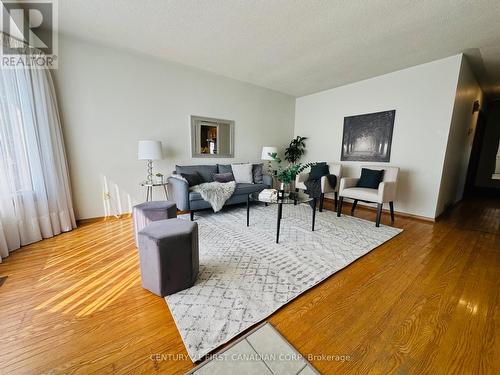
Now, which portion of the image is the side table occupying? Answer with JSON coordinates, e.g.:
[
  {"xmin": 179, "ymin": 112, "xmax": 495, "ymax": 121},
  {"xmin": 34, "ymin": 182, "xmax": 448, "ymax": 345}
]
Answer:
[{"xmin": 140, "ymin": 182, "xmax": 169, "ymax": 201}]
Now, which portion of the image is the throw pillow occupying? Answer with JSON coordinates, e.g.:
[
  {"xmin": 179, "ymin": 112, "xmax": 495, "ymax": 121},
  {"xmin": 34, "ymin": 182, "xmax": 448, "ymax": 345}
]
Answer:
[
  {"xmin": 176, "ymin": 165, "xmax": 217, "ymax": 182},
  {"xmin": 357, "ymin": 168, "xmax": 384, "ymax": 189},
  {"xmin": 252, "ymin": 163, "xmax": 264, "ymax": 184},
  {"xmin": 180, "ymin": 172, "xmax": 203, "ymax": 187},
  {"xmin": 309, "ymin": 162, "xmax": 329, "ymax": 180},
  {"xmin": 213, "ymin": 172, "xmax": 234, "ymax": 183},
  {"xmin": 231, "ymin": 163, "xmax": 254, "ymax": 183},
  {"xmin": 217, "ymin": 164, "xmax": 233, "ymax": 174}
]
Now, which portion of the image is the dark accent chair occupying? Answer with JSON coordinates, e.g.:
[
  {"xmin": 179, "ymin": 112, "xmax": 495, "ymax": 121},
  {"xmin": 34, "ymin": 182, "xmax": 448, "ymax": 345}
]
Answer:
[
  {"xmin": 337, "ymin": 165, "xmax": 399, "ymax": 227},
  {"xmin": 295, "ymin": 163, "xmax": 342, "ymax": 211}
]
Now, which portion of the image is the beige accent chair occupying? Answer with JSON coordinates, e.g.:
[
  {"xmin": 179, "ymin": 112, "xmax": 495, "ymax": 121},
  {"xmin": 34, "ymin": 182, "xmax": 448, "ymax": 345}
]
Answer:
[
  {"xmin": 337, "ymin": 165, "xmax": 399, "ymax": 227},
  {"xmin": 295, "ymin": 163, "xmax": 342, "ymax": 212}
]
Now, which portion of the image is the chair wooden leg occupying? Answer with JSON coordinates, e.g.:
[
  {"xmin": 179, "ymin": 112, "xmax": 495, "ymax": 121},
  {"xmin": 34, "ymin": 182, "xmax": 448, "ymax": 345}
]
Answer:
[
  {"xmin": 351, "ymin": 199, "xmax": 358, "ymax": 215},
  {"xmin": 375, "ymin": 203, "xmax": 383, "ymax": 227},
  {"xmin": 334, "ymin": 192, "xmax": 338, "ymax": 210},
  {"xmin": 319, "ymin": 193, "xmax": 325, "ymax": 212},
  {"xmin": 337, "ymin": 196, "xmax": 343, "ymax": 217},
  {"xmin": 190, "ymin": 211, "xmax": 194, "ymax": 221},
  {"xmin": 389, "ymin": 201, "xmax": 395, "ymax": 223}
]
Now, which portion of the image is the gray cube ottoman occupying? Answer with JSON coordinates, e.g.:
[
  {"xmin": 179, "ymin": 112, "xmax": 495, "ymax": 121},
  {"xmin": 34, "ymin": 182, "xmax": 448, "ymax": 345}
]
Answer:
[
  {"xmin": 133, "ymin": 201, "xmax": 177, "ymax": 246},
  {"xmin": 137, "ymin": 218, "xmax": 199, "ymax": 296}
]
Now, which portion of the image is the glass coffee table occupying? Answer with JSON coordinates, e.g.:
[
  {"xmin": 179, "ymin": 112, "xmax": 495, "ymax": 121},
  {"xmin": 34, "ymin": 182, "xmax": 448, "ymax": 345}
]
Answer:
[{"xmin": 247, "ymin": 191, "xmax": 317, "ymax": 243}]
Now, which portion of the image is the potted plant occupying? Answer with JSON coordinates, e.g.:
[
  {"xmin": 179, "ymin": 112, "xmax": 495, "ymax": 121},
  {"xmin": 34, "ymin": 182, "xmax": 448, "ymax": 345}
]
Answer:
[
  {"xmin": 267, "ymin": 136, "xmax": 310, "ymax": 193},
  {"xmin": 270, "ymin": 153, "xmax": 314, "ymax": 194},
  {"xmin": 155, "ymin": 172, "xmax": 164, "ymax": 184},
  {"xmin": 284, "ymin": 136, "xmax": 308, "ymax": 164}
]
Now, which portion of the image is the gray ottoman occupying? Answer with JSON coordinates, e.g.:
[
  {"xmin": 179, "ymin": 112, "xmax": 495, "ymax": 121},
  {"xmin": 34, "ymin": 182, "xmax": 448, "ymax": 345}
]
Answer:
[
  {"xmin": 137, "ymin": 219, "xmax": 199, "ymax": 296},
  {"xmin": 133, "ymin": 201, "xmax": 177, "ymax": 246}
]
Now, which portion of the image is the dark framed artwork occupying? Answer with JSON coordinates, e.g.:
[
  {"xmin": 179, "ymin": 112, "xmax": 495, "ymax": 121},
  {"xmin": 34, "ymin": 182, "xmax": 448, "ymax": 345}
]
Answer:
[{"xmin": 341, "ymin": 110, "xmax": 395, "ymax": 162}]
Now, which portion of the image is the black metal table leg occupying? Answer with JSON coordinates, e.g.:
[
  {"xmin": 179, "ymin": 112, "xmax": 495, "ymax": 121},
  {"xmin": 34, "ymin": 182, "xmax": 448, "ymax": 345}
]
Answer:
[
  {"xmin": 312, "ymin": 197, "xmax": 317, "ymax": 231},
  {"xmin": 276, "ymin": 202, "xmax": 283, "ymax": 243},
  {"xmin": 246, "ymin": 194, "xmax": 250, "ymax": 227}
]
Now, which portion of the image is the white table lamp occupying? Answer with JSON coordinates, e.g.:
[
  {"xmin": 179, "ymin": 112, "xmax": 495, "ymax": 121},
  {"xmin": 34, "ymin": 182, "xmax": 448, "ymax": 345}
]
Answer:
[
  {"xmin": 261, "ymin": 146, "xmax": 278, "ymax": 175},
  {"xmin": 138, "ymin": 140, "xmax": 163, "ymax": 183}
]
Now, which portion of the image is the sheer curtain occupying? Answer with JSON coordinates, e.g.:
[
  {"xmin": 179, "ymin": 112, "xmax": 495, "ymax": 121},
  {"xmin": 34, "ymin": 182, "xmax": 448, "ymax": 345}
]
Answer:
[{"xmin": 0, "ymin": 35, "xmax": 76, "ymax": 262}]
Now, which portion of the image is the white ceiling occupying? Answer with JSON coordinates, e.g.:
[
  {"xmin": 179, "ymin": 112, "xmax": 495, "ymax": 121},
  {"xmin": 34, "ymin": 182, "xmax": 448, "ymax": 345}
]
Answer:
[{"xmin": 57, "ymin": 0, "xmax": 500, "ymax": 97}]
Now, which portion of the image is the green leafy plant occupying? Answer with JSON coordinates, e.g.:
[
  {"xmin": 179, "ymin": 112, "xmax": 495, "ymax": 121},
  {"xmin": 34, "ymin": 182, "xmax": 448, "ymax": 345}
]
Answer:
[
  {"xmin": 285, "ymin": 136, "xmax": 308, "ymax": 164},
  {"xmin": 269, "ymin": 153, "xmax": 315, "ymax": 184},
  {"xmin": 268, "ymin": 152, "xmax": 280, "ymax": 163},
  {"xmin": 276, "ymin": 164, "xmax": 304, "ymax": 184}
]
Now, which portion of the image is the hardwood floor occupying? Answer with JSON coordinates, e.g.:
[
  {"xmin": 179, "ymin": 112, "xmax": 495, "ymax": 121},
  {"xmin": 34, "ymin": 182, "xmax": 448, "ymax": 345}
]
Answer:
[{"xmin": 0, "ymin": 198, "xmax": 499, "ymax": 374}]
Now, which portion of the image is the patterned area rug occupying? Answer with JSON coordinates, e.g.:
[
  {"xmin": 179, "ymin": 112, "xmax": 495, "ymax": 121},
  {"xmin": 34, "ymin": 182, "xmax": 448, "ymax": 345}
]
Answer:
[{"xmin": 166, "ymin": 204, "xmax": 402, "ymax": 361}]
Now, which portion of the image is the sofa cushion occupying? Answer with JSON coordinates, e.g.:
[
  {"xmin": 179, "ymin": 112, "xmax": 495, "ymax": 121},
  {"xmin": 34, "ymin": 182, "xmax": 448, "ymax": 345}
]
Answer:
[
  {"xmin": 213, "ymin": 172, "xmax": 234, "ymax": 183},
  {"xmin": 176, "ymin": 165, "xmax": 218, "ymax": 183},
  {"xmin": 189, "ymin": 183, "xmax": 267, "ymax": 201},
  {"xmin": 181, "ymin": 172, "xmax": 202, "ymax": 187},
  {"xmin": 252, "ymin": 163, "xmax": 264, "ymax": 184},
  {"xmin": 189, "ymin": 191, "xmax": 205, "ymax": 201},
  {"xmin": 217, "ymin": 164, "xmax": 233, "ymax": 174},
  {"xmin": 234, "ymin": 183, "xmax": 268, "ymax": 195},
  {"xmin": 231, "ymin": 163, "xmax": 254, "ymax": 183}
]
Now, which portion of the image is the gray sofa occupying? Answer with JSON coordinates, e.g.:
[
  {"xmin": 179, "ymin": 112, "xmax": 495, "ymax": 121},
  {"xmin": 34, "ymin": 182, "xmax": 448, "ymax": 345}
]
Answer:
[{"xmin": 168, "ymin": 164, "xmax": 272, "ymax": 220}]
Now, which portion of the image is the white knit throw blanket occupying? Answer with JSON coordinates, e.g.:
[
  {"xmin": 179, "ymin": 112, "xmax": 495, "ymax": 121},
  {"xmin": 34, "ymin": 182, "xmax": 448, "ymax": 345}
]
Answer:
[{"xmin": 190, "ymin": 181, "xmax": 236, "ymax": 212}]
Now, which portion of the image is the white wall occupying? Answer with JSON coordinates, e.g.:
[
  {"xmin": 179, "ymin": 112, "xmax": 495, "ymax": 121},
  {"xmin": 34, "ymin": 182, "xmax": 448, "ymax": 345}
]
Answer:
[
  {"xmin": 54, "ymin": 35, "xmax": 295, "ymax": 219},
  {"xmin": 295, "ymin": 55, "xmax": 463, "ymax": 219},
  {"xmin": 436, "ymin": 57, "xmax": 483, "ymax": 215}
]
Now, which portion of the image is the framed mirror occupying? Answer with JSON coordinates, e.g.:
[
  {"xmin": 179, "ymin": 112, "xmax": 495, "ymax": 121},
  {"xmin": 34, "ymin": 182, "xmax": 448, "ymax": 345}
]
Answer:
[{"xmin": 191, "ymin": 116, "xmax": 234, "ymax": 158}]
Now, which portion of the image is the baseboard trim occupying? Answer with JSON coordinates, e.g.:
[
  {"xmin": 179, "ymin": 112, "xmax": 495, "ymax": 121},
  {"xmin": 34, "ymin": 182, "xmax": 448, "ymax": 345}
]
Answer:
[
  {"xmin": 434, "ymin": 199, "xmax": 463, "ymax": 222},
  {"xmin": 76, "ymin": 215, "xmax": 131, "ymax": 225},
  {"xmin": 324, "ymin": 198, "xmax": 435, "ymax": 223},
  {"xmin": 77, "ymin": 202, "xmax": 435, "ymax": 224},
  {"xmin": 76, "ymin": 210, "xmax": 189, "ymax": 225}
]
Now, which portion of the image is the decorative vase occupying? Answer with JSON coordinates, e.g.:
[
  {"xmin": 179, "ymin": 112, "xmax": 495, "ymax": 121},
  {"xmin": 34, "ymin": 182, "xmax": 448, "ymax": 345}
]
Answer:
[
  {"xmin": 280, "ymin": 181, "xmax": 296, "ymax": 192},
  {"xmin": 155, "ymin": 175, "xmax": 164, "ymax": 184},
  {"xmin": 279, "ymin": 182, "xmax": 292, "ymax": 197}
]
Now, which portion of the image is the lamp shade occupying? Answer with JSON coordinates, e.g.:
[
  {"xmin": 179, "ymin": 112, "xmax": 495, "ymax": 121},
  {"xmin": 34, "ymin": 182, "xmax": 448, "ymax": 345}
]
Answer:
[
  {"xmin": 261, "ymin": 146, "xmax": 278, "ymax": 160},
  {"xmin": 138, "ymin": 140, "xmax": 163, "ymax": 160}
]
